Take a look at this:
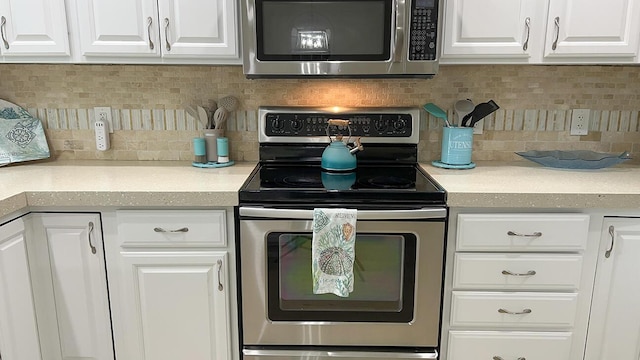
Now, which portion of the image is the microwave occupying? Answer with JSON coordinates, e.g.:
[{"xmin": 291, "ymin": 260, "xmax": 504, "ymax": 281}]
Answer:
[{"xmin": 240, "ymin": 0, "xmax": 441, "ymax": 78}]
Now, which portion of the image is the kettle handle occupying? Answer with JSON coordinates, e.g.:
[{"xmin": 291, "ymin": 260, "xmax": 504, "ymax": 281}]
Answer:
[
  {"xmin": 327, "ymin": 119, "xmax": 349, "ymax": 126},
  {"xmin": 326, "ymin": 119, "xmax": 352, "ymax": 142}
]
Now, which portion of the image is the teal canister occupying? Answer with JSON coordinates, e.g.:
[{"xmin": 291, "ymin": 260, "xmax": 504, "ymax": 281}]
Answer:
[
  {"xmin": 193, "ymin": 137, "xmax": 207, "ymax": 164},
  {"xmin": 217, "ymin": 137, "xmax": 229, "ymax": 163},
  {"xmin": 440, "ymin": 126, "xmax": 473, "ymax": 165}
]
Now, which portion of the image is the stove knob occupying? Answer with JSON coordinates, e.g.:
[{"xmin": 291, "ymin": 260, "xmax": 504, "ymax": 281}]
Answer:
[
  {"xmin": 374, "ymin": 119, "xmax": 388, "ymax": 133},
  {"xmin": 291, "ymin": 118, "xmax": 303, "ymax": 131},
  {"xmin": 271, "ymin": 116, "xmax": 284, "ymax": 131},
  {"xmin": 393, "ymin": 119, "xmax": 406, "ymax": 131}
]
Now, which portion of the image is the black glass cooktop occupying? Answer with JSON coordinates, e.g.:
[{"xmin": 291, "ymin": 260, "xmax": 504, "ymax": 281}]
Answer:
[{"xmin": 239, "ymin": 164, "xmax": 446, "ymax": 206}]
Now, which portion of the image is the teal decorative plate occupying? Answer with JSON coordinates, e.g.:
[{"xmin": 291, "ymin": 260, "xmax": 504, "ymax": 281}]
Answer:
[
  {"xmin": 0, "ymin": 99, "xmax": 50, "ymax": 166},
  {"xmin": 192, "ymin": 160, "xmax": 235, "ymax": 168},
  {"xmin": 516, "ymin": 150, "xmax": 631, "ymax": 169}
]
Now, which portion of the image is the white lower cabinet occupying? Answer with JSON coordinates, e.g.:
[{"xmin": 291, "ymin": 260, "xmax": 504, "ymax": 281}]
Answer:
[
  {"xmin": 0, "ymin": 213, "xmax": 113, "ymax": 360},
  {"xmin": 584, "ymin": 217, "xmax": 640, "ymax": 360},
  {"xmin": 448, "ymin": 331, "xmax": 573, "ymax": 360},
  {"xmin": 104, "ymin": 209, "xmax": 236, "ymax": 360},
  {"xmin": 0, "ymin": 218, "xmax": 42, "ymax": 360},
  {"xmin": 442, "ymin": 212, "xmax": 592, "ymax": 360}
]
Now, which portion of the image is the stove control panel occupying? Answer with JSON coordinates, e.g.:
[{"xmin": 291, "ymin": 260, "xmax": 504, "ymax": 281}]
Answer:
[{"xmin": 264, "ymin": 113, "xmax": 414, "ymax": 137}]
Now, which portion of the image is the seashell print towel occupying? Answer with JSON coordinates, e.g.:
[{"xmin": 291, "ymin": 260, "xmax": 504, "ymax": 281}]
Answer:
[{"xmin": 312, "ymin": 208, "xmax": 357, "ymax": 297}]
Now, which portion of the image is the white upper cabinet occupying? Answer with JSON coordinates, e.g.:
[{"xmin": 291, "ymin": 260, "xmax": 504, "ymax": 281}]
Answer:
[
  {"xmin": 0, "ymin": 0, "xmax": 70, "ymax": 58},
  {"xmin": 442, "ymin": 0, "xmax": 546, "ymax": 63},
  {"xmin": 441, "ymin": 0, "xmax": 640, "ymax": 63},
  {"xmin": 72, "ymin": 0, "xmax": 239, "ymax": 62},
  {"xmin": 543, "ymin": 0, "xmax": 640, "ymax": 62},
  {"xmin": 74, "ymin": 0, "xmax": 159, "ymax": 57},
  {"xmin": 157, "ymin": 0, "xmax": 238, "ymax": 59}
]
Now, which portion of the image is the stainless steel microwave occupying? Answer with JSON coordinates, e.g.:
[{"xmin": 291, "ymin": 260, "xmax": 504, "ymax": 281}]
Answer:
[{"xmin": 240, "ymin": 0, "xmax": 441, "ymax": 78}]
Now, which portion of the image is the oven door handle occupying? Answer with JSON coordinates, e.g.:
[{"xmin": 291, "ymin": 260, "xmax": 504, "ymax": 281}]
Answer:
[
  {"xmin": 239, "ymin": 207, "xmax": 446, "ymax": 220},
  {"xmin": 243, "ymin": 348, "xmax": 438, "ymax": 358}
]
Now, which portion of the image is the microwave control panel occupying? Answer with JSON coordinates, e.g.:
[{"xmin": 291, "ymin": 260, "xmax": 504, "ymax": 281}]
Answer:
[{"xmin": 409, "ymin": 0, "xmax": 438, "ymax": 61}]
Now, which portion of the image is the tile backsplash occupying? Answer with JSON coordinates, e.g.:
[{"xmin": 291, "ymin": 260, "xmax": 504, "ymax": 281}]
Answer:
[{"xmin": 1, "ymin": 64, "xmax": 638, "ymax": 164}]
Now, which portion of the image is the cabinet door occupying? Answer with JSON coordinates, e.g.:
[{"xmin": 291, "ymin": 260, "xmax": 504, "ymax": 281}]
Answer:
[
  {"xmin": 441, "ymin": 0, "xmax": 547, "ymax": 62},
  {"xmin": 0, "ymin": 0, "xmax": 69, "ymax": 56},
  {"xmin": 28, "ymin": 213, "xmax": 114, "ymax": 360},
  {"xmin": 74, "ymin": 0, "xmax": 160, "ymax": 57},
  {"xmin": 118, "ymin": 250, "xmax": 231, "ymax": 360},
  {"xmin": 544, "ymin": 0, "xmax": 640, "ymax": 61},
  {"xmin": 0, "ymin": 218, "xmax": 42, "ymax": 360},
  {"xmin": 157, "ymin": 0, "xmax": 239, "ymax": 58},
  {"xmin": 584, "ymin": 217, "xmax": 640, "ymax": 360}
]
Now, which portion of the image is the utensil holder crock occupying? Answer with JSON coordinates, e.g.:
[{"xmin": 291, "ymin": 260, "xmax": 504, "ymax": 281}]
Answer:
[{"xmin": 440, "ymin": 126, "xmax": 473, "ymax": 165}]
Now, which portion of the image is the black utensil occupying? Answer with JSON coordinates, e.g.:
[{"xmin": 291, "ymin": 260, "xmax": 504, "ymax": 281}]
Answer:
[{"xmin": 463, "ymin": 100, "xmax": 500, "ymax": 127}]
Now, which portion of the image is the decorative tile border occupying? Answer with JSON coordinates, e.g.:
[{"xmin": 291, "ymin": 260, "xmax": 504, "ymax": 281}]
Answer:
[{"xmin": 28, "ymin": 108, "xmax": 640, "ymax": 133}]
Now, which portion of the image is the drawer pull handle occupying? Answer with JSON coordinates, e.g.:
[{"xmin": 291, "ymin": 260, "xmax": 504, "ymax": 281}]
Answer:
[
  {"xmin": 88, "ymin": 222, "xmax": 97, "ymax": 254},
  {"xmin": 146, "ymin": 16, "xmax": 154, "ymax": 50},
  {"xmin": 502, "ymin": 270, "xmax": 536, "ymax": 277},
  {"xmin": 163, "ymin": 18, "xmax": 171, "ymax": 51},
  {"xmin": 498, "ymin": 308, "xmax": 532, "ymax": 315},
  {"xmin": 493, "ymin": 357, "xmax": 526, "ymax": 360},
  {"xmin": 153, "ymin": 227, "xmax": 189, "ymax": 233},
  {"xmin": 605, "ymin": 225, "xmax": 615, "ymax": 258},
  {"xmin": 523, "ymin": 17, "xmax": 530, "ymax": 51},
  {"xmin": 552, "ymin": 16, "xmax": 560, "ymax": 50},
  {"xmin": 507, "ymin": 231, "xmax": 542, "ymax": 238},
  {"xmin": 217, "ymin": 259, "xmax": 224, "ymax": 291},
  {"xmin": 0, "ymin": 16, "xmax": 8, "ymax": 49}
]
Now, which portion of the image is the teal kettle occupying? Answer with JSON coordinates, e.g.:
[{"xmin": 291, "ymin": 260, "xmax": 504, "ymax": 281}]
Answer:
[{"xmin": 321, "ymin": 119, "xmax": 364, "ymax": 171}]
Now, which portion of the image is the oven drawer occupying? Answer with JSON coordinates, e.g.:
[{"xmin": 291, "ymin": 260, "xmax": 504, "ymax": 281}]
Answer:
[
  {"xmin": 116, "ymin": 210, "xmax": 226, "ymax": 247},
  {"xmin": 456, "ymin": 214, "xmax": 589, "ymax": 252},
  {"xmin": 453, "ymin": 253, "xmax": 583, "ymax": 290},
  {"xmin": 447, "ymin": 331, "xmax": 573, "ymax": 360},
  {"xmin": 450, "ymin": 291, "xmax": 578, "ymax": 329}
]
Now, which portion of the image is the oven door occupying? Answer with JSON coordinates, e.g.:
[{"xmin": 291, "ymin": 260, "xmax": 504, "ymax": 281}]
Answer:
[{"xmin": 239, "ymin": 207, "xmax": 446, "ymax": 350}]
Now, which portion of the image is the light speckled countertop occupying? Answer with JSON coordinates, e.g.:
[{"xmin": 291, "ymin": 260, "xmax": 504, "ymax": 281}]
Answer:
[
  {"xmin": 422, "ymin": 161, "xmax": 640, "ymax": 209},
  {"xmin": 1, "ymin": 160, "xmax": 639, "ymax": 220},
  {"xmin": 0, "ymin": 160, "xmax": 257, "ymax": 219}
]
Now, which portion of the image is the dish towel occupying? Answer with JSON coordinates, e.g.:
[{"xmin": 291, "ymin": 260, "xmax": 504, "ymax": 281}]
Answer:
[{"xmin": 312, "ymin": 208, "xmax": 357, "ymax": 297}]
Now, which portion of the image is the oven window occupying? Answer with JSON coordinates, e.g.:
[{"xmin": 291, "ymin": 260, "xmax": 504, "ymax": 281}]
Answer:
[
  {"xmin": 266, "ymin": 232, "xmax": 416, "ymax": 322},
  {"xmin": 255, "ymin": 0, "xmax": 392, "ymax": 61}
]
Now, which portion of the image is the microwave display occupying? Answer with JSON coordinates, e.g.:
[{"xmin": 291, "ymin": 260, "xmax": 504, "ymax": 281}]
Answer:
[{"xmin": 256, "ymin": 0, "xmax": 392, "ymax": 61}]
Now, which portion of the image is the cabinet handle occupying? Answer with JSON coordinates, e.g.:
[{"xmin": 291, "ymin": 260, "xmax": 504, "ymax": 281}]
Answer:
[
  {"xmin": 153, "ymin": 227, "xmax": 189, "ymax": 233},
  {"xmin": 552, "ymin": 17, "xmax": 560, "ymax": 50},
  {"xmin": 523, "ymin": 17, "xmax": 530, "ymax": 51},
  {"xmin": 498, "ymin": 308, "xmax": 532, "ymax": 315},
  {"xmin": 502, "ymin": 270, "xmax": 536, "ymax": 277},
  {"xmin": 163, "ymin": 18, "xmax": 171, "ymax": 51},
  {"xmin": 507, "ymin": 231, "xmax": 542, "ymax": 238},
  {"xmin": 0, "ymin": 16, "xmax": 9, "ymax": 49},
  {"xmin": 217, "ymin": 259, "xmax": 224, "ymax": 291},
  {"xmin": 146, "ymin": 17, "xmax": 154, "ymax": 50},
  {"xmin": 88, "ymin": 222, "xmax": 97, "ymax": 254},
  {"xmin": 605, "ymin": 225, "xmax": 615, "ymax": 258},
  {"xmin": 493, "ymin": 357, "xmax": 526, "ymax": 360}
]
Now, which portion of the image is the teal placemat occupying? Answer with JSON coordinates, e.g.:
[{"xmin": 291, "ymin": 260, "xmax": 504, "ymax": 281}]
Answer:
[{"xmin": 192, "ymin": 160, "xmax": 235, "ymax": 168}]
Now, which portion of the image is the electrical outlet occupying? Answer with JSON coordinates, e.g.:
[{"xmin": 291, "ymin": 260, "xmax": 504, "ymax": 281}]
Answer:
[
  {"xmin": 93, "ymin": 106, "xmax": 113, "ymax": 134},
  {"xmin": 570, "ymin": 109, "xmax": 590, "ymax": 136},
  {"xmin": 472, "ymin": 119, "xmax": 484, "ymax": 135},
  {"xmin": 95, "ymin": 120, "xmax": 110, "ymax": 151}
]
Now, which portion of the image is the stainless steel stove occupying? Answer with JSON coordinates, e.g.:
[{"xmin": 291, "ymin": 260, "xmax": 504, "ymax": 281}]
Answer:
[{"xmin": 237, "ymin": 106, "xmax": 447, "ymax": 360}]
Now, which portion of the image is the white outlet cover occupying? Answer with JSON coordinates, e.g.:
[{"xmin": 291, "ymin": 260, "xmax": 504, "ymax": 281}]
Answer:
[
  {"xmin": 570, "ymin": 109, "xmax": 590, "ymax": 136},
  {"xmin": 93, "ymin": 107, "xmax": 113, "ymax": 133}
]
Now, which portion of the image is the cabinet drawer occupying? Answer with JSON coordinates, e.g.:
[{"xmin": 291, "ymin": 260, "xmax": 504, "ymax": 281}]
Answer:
[
  {"xmin": 453, "ymin": 253, "xmax": 583, "ymax": 290},
  {"xmin": 448, "ymin": 331, "xmax": 572, "ymax": 360},
  {"xmin": 450, "ymin": 291, "xmax": 578, "ymax": 329},
  {"xmin": 116, "ymin": 210, "xmax": 226, "ymax": 247},
  {"xmin": 457, "ymin": 214, "xmax": 589, "ymax": 251}
]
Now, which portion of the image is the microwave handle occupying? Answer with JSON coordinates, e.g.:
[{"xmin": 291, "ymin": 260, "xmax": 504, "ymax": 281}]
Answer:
[
  {"xmin": 239, "ymin": 207, "xmax": 446, "ymax": 220},
  {"xmin": 393, "ymin": 0, "xmax": 406, "ymax": 63}
]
